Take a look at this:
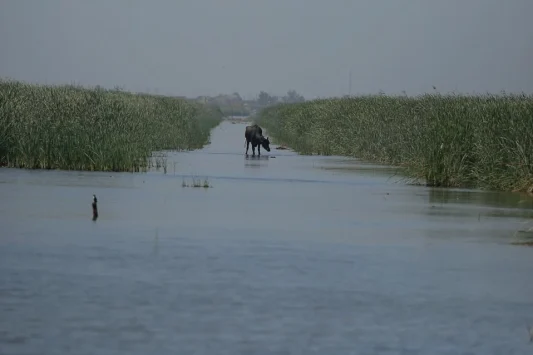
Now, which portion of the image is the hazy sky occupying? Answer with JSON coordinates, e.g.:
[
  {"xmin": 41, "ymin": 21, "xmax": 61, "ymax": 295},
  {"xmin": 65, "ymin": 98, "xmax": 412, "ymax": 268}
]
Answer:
[{"xmin": 1, "ymin": 0, "xmax": 532, "ymax": 99}]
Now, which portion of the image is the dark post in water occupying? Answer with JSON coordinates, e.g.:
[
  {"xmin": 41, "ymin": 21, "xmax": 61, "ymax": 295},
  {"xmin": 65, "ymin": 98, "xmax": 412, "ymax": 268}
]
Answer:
[{"xmin": 92, "ymin": 194, "xmax": 98, "ymax": 221}]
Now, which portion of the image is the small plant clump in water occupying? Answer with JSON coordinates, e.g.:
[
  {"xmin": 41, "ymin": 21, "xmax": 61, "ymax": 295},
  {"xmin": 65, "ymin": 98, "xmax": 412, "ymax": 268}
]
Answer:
[
  {"xmin": 255, "ymin": 92, "xmax": 533, "ymax": 192},
  {"xmin": 182, "ymin": 177, "xmax": 212, "ymax": 188},
  {"xmin": 0, "ymin": 79, "xmax": 223, "ymax": 172}
]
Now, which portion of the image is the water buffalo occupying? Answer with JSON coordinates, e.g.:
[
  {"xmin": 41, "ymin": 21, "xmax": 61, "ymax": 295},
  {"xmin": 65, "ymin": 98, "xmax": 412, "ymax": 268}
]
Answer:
[{"xmin": 244, "ymin": 124, "xmax": 270, "ymax": 156}]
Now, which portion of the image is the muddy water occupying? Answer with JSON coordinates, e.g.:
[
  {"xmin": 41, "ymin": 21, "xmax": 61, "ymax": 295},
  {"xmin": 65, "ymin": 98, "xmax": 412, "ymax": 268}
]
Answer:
[{"xmin": 1, "ymin": 120, "xmax": 533, "ymax": 354}]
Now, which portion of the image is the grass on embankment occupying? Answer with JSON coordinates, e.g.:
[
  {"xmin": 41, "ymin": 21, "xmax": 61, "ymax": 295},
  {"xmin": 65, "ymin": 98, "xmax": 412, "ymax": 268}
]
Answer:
[
  {"xmin": 0, "ymin": 79, "xmax": 223, "ymax": 172},
  {"xmin": 255, "ymin": 93, "xmax": 533, "ymax": 192}
]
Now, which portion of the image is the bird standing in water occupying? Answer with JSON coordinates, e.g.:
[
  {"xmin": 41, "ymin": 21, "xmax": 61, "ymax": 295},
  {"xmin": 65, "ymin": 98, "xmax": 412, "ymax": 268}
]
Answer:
[{"xmin": 92, "ymin": 194, "xmax": 98, "ymax": 221}]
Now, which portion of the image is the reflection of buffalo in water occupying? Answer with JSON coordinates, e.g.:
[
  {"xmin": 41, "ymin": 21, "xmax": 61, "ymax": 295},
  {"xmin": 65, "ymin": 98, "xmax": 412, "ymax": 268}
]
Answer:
[
  {"xmin": 244, "ymin": 124, "xmax": 270, "ymax": 156},
  {"xmin": 245, "ymin": 154, "xmax": 269, "ymax": 161},
  {"xmin": 244, "ymin": 154, "xmax": 269, "ymax": 168}
]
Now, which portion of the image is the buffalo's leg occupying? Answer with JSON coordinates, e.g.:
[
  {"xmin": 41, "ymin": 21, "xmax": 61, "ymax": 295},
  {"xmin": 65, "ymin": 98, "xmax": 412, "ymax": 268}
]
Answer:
[
  {"xmin": 252, "ymin": 143, "xmax": 256, "ymax": 156},
  {"xmin": 257, "ymin": 145, "xmax": 261, "ymax": 156},
  {"xmin": 246, "ymin": 140, "xmax": 250, "ymax": 155}
]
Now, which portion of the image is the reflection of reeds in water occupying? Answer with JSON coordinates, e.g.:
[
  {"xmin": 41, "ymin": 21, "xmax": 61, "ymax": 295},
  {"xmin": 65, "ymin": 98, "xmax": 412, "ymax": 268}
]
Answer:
[
  {"xmin": 153, "ymin": 228, "xmax": 159, "ymax": 256},
  {"xmin": 147, "ymin": 154, "xmax": 168, "ymax": 173},
  {"xmin": 511, "ymin": 219, "xmax": 533, "ymax": 246},
  {"xmin": 526, "ymin": 323, "xmax": 533, "ymax": 342},
  {"xmin": 182, "ymin": 177, "xmax": 211, "ymax": 188}
]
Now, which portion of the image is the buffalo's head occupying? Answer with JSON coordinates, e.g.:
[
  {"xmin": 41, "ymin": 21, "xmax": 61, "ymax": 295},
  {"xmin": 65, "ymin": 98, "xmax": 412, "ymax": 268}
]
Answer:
[{"xmin": 261, "ymin": 136, "xmax": 271, "ymax": 152}]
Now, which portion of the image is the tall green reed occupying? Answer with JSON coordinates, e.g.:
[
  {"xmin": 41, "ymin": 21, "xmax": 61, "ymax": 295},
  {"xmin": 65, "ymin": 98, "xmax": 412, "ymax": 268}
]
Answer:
[
  {"xmin": 0, "ymin": 79, "xmax": 223, "ymax": 172},
  {"xmin": 256, "ymin": 93, "xmax": 533, "ymax": 192}
]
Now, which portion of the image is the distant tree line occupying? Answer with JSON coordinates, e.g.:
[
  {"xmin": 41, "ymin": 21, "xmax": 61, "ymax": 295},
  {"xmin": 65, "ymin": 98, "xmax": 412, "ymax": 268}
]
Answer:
[
  {"xmin": 257, "ymin": 90, "xmax": 305, "ymax": 106},
  {"xmin": 194, "ymin": 89, "xmax": 306, "ymax": 117}
]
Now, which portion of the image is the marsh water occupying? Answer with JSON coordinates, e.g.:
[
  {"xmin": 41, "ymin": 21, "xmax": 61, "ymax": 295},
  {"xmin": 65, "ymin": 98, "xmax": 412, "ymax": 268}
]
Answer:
[{"xmin": 1, "ymin": 120, "xmax": 533, "ymax": 354}]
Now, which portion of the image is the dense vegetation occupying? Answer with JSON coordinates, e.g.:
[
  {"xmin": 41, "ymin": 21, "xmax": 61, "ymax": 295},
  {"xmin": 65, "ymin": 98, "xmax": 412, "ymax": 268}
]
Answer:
[
  {"xmin": 0, "ymin": 79, "xmax": 223, "ymax": 172},
  {"xmin": 256, "ymin": 93, "xmax": 533, "ymax": 192}
]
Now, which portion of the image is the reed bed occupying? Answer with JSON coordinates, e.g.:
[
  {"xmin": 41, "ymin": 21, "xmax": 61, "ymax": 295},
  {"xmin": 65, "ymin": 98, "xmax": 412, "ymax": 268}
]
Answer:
[
  {"xmin": 0, "ymin": 79, "xmax": 222, "ymax": 172},
  {"xmin": 256, "ymin": 93, "xmax": 533, "ymax": 192}
]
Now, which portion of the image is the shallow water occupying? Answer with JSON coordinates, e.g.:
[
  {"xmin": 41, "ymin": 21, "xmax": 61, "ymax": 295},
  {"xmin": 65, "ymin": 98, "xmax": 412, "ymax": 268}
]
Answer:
[{"xmin": 1, "ymin": 120, "xmax": 533, "ymax": 354}]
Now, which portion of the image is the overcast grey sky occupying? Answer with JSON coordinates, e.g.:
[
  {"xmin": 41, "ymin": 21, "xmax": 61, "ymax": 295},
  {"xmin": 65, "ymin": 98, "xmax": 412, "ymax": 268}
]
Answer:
[{"xmin": 1, "ymin": 0, "xmax": 532, "ymax": 99}]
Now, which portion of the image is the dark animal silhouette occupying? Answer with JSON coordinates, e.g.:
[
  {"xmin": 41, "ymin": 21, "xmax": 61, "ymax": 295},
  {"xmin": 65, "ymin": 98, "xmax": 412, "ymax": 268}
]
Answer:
[
  {"xmin": 244, "ymin": 124, "xmax": 270, "ymax": 156},
  {"xmin": 92, "ymin": 194, "xmax": 98, "ymax": 221}
]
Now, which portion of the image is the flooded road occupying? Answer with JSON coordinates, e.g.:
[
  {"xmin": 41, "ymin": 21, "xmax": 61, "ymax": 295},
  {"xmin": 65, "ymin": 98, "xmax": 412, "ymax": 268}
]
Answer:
[{"xmin": 1, "ymin": 120, "xmax": 533, "ymax": 354}]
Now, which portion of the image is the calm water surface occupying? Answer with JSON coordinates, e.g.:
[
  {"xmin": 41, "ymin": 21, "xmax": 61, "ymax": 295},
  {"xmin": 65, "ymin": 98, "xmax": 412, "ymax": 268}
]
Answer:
[{"xmin": 1, "ymin": 121, "xmax": 533, "ymax": 354}]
